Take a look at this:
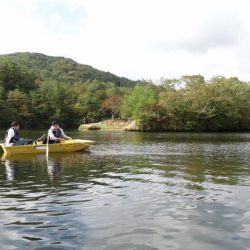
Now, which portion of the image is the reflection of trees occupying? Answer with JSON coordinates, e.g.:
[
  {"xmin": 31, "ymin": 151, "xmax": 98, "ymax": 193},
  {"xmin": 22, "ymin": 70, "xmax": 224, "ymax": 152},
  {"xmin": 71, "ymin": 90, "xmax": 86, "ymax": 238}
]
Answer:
[{"xmin": 157, "ymin": 144, "xmax": 244, "ymax": 190}]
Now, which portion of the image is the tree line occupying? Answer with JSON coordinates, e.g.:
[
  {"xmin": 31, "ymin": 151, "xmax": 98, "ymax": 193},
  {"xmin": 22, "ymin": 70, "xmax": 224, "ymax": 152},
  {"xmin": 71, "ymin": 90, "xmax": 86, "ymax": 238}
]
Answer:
[
  {"xmin": 123, "ymin": 76, "xmax": 250, "ymax": 131},
  {"xmin": 0, "ymin": 54, "xmax": 249, "ymax": 131}
]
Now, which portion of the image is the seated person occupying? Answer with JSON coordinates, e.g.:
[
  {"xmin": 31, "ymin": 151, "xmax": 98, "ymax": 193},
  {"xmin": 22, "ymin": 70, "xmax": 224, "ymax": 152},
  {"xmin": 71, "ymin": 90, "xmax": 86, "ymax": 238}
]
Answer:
[
  {"xmin": 5, "ymin": 121, "xmax": 33, "ymax": 146},
  {"xmin": 48, "ymin": 121, "xmax": 72, "ymax": 143}
]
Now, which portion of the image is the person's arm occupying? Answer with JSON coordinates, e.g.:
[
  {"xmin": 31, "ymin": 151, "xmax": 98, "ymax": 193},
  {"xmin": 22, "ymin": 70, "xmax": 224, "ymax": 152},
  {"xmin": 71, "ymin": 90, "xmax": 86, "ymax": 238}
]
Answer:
[
  {"xmin": 60, "ymin": 129, "xmax": 72, "ymax": 140},
  {"xmin": 5, "ymin": 129, "xmax": 14, "ymax": 146}
]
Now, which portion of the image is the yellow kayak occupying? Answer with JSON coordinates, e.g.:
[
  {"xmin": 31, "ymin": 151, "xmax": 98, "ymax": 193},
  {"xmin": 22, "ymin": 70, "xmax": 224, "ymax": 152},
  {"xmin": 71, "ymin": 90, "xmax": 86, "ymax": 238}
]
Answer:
[{"xmin": 1, "ymin": 139, "xmax": 94, "ymax": 156}]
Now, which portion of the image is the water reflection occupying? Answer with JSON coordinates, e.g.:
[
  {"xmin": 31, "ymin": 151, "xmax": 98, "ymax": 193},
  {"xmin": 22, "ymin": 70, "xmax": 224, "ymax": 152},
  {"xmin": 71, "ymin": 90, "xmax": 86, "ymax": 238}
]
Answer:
[
  {"xmin": 1, "ymin": 153, "xmax": 65, "ymax": 184},
  {"xmin": 4, "ymin": 159, "xmax": 17, "ymax": 182},
  {"xmin": 0, "ymin": 132, "xmax": 250, "ymax": 250},
  {"xmin": 47, "ymin": 158, "xmax": 63, "ymax": 183}
]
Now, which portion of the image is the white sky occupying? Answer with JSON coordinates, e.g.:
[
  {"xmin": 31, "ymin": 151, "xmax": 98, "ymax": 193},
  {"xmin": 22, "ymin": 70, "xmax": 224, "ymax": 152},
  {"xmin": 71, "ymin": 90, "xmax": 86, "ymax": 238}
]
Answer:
[{"xmin": 0, "ymin": 0, "xmax": 250, "ymax": 81}]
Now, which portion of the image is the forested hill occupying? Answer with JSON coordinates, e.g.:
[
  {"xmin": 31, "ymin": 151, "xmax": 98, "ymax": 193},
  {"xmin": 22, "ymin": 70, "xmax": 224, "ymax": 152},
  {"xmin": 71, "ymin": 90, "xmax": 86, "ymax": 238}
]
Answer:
[
  {"xmin": 0, "ymin": 52, "xmax": 133, "ymax": 86},
  {"xmin": 0, "ymin": 52, "xmax": 249, "ymax": 131}
]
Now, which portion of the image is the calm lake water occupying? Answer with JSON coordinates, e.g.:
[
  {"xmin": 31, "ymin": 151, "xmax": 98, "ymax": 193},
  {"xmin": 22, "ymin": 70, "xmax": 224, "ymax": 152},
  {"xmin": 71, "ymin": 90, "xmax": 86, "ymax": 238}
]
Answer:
[{"xmin": 0, "ymin": 130, "xmax": 250, "ymax": 250}]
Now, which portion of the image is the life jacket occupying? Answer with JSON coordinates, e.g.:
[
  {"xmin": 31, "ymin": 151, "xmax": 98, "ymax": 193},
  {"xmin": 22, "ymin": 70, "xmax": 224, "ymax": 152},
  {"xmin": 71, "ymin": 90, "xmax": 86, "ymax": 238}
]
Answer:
[
  {"xmin": 49, "ymin": 128, "xmax": 62, "ymax": 143},
  {"xmin": 5, "ymin": 128, "xmax": 20, "ymax": 144},
  {"xmin": 53, "ymin": 128, "xmax": 62, "ymax": 138}
]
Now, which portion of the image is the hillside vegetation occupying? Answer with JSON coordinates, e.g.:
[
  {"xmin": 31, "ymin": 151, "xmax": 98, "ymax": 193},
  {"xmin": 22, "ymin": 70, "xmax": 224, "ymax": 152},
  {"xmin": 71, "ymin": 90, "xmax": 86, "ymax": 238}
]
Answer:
[
  {"xmin": 0, "ymin": 52, "xmax": 249, "ymax": 131},
  {"xmin": 0, "ymin": 52, "xmax": 133, "ymax": 86}
]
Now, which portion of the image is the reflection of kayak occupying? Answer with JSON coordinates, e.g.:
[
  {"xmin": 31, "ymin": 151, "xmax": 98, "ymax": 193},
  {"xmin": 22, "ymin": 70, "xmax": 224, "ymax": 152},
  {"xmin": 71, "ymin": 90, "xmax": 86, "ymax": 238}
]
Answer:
[
  {"xmin": 1, "ymin": 152, "xmax": 45, "ymax": 161},
  {"xmin": 1, "ymin": 139, "xmax": 94, "ymax": 156}
]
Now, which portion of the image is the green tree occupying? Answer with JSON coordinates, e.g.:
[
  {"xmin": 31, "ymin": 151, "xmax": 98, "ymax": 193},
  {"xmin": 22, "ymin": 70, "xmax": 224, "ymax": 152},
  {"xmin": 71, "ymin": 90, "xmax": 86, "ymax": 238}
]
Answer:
[
  {"xmin": 0, "ymin": 59, "xmax": 35, "ymax": 94},
  {"xmin": 7, "ymin": 89, "xmax": 33, "ymax": 127},
  {"xmin": 205, "ymin": 76, "xmax": 250, "ymax": 130},
  {"xmin": 121, "ymin": 84, "xmax": 159, "ymax": 130}
]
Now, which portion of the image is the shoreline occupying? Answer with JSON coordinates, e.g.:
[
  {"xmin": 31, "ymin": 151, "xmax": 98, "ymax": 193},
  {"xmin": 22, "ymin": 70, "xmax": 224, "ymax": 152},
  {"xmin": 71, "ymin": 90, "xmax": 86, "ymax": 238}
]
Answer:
[{"xmin": 78, "ymin": 121, "xmax": 250, "ymax": 133}]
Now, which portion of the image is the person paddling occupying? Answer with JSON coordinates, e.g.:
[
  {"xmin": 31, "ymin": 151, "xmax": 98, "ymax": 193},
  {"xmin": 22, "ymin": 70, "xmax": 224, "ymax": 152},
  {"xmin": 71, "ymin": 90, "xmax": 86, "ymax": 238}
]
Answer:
[
  {"xmin": 48, "ymin": 121, "xmax": 72, "ymax": 144},
  {"xmin": 5, "ymin": 121, "xmax": 33, "ymax": 146}
]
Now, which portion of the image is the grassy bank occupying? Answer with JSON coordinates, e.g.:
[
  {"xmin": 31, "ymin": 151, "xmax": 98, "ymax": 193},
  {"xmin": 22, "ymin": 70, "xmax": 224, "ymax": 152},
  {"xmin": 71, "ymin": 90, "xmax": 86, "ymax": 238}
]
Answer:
[{"xmin": 78, "ymin": 120, "xmax": 139, "ymax": 131}]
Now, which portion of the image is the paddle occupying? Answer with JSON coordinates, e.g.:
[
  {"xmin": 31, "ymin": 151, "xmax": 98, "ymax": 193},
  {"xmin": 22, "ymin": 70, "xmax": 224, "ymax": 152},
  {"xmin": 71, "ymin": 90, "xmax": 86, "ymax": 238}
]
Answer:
[
  {"xmin": 36, "ymin": 134, "xmax": 47, "ymax": 143},
  {"xmin": 46, "ymin": 134, "xmax": 49, "ymax": 159}
]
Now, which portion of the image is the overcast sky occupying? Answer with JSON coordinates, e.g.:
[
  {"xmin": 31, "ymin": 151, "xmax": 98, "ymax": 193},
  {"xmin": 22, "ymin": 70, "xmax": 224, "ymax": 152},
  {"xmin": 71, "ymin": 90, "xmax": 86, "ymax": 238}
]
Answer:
[{"xmin": 0, "ymin": 0, "xmax": 250, "ymax": 81}]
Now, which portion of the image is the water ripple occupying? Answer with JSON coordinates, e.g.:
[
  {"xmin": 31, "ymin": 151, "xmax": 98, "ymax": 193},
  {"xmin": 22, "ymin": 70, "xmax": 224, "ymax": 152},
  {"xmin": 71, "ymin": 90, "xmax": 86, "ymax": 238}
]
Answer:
[{"xmin": 0, "ymin": 131, "xmax": 250, "ymax": 249}]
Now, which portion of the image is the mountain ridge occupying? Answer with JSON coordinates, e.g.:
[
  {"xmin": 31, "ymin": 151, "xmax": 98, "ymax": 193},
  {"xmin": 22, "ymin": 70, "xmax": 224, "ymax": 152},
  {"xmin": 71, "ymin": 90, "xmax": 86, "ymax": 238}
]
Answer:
[{"xmin": 0, "ymin": 52, "xmax": 134, "ymax": 86}]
